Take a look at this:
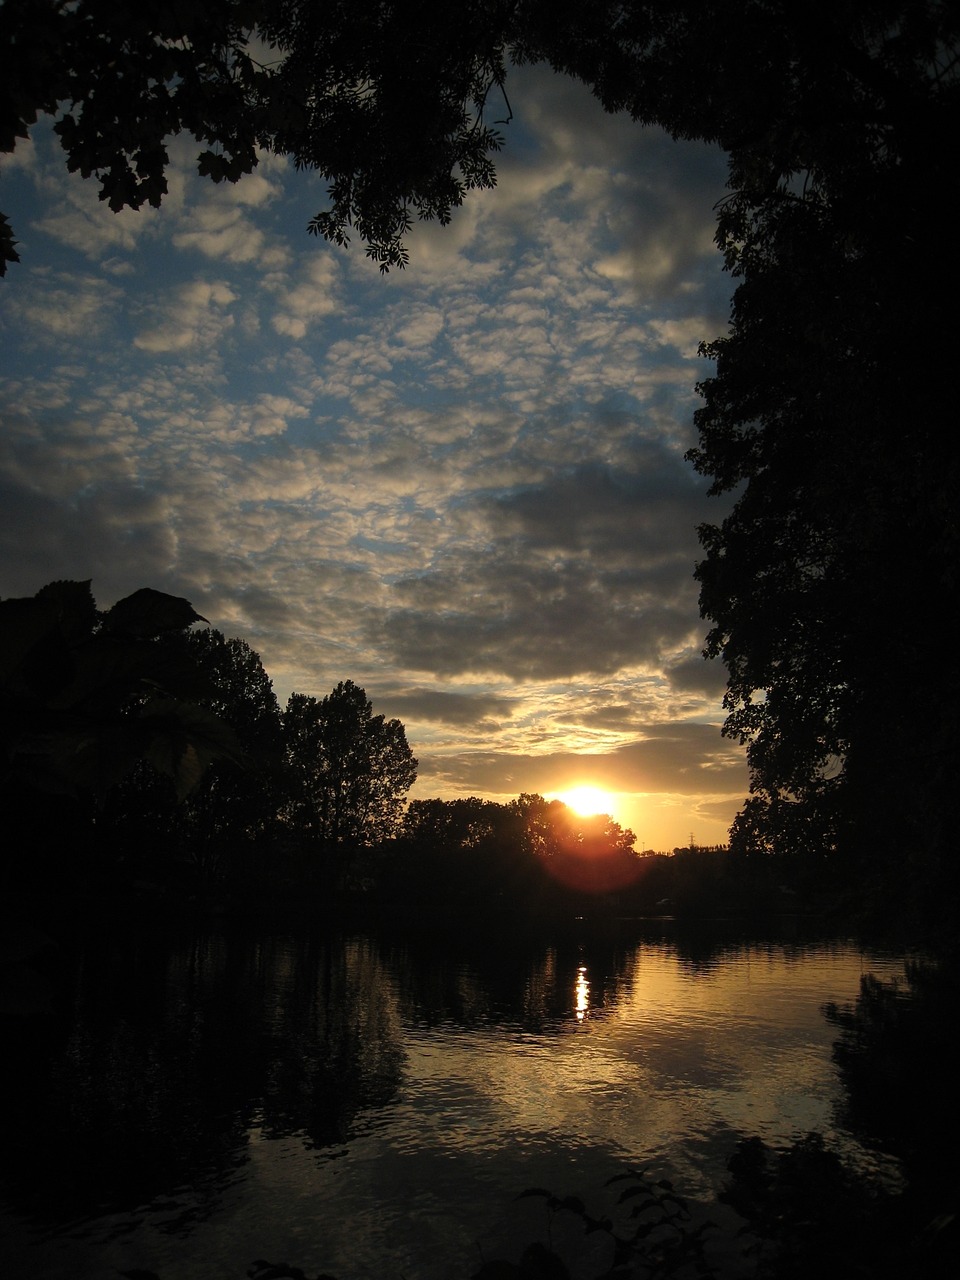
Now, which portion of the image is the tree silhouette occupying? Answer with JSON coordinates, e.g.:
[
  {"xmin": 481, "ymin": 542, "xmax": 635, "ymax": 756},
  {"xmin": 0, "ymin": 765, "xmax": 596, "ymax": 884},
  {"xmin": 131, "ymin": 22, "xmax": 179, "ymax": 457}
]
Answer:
[
  {"xmin": 99, "ymin": 627, "xmax": 284, "ymax": 885},
  {"xmin": 0, "ymin": 579, "xmax": 240, "ymax": 801},
  {"xmin": 282, "ymin": 681, "xmax": 417, "ymax": 855},
  {"xmin": 0, "ymin": 579, "xmax": 245, "ymax": 896},
  {"xmin": 0, "ymin": 0, "xmax": 512, "ymax": 273}
]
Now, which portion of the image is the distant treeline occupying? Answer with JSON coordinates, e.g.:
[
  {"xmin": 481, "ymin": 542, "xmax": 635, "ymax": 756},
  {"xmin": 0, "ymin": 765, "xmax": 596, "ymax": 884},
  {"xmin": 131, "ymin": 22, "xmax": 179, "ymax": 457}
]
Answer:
[{"xmin": 0, "ymin": 581, "xmax": 873, "ymax": 925}]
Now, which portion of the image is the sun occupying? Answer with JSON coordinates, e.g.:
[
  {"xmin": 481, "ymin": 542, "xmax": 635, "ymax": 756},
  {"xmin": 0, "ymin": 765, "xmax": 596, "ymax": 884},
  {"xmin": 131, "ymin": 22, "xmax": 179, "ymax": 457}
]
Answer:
[{"xmin": 554, "ymin": 786, "xmax": 613, "ymax": 817}]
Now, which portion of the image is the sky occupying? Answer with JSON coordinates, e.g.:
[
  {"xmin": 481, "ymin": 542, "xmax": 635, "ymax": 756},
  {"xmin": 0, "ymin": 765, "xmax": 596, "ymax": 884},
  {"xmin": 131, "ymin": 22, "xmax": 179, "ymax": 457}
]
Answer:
[{"xmin": 0, "ymin": 62, "xmax": 750, "ymax": 852}]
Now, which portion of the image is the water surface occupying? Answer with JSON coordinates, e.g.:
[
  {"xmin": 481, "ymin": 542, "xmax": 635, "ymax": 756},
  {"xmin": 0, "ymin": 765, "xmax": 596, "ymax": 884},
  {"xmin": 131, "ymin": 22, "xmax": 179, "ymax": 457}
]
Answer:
[{"xmin": 0, "ymin": 918, "xmax": 908, "ymax": 1279}]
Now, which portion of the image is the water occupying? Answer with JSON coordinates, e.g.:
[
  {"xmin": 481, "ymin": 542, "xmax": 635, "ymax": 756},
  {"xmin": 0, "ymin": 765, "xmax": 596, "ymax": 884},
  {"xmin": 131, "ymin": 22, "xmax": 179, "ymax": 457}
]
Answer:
[{"xmin": 0, "ymin": 917, "xmax": 910, "ymax": 1279}]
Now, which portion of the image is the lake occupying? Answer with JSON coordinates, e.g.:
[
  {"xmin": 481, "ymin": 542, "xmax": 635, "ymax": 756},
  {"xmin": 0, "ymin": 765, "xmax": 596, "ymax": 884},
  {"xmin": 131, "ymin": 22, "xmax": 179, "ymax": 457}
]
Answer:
[{"xmin": 0, "ymin": 915, "xmax": 911, "ymax": 1280}]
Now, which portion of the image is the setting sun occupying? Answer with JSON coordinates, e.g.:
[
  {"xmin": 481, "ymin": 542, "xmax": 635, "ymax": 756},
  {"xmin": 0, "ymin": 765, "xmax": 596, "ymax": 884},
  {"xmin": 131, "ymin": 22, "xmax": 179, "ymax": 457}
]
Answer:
[{"xmin": 554, "ymin": 786, "xmax": 613, "ymax": 817}]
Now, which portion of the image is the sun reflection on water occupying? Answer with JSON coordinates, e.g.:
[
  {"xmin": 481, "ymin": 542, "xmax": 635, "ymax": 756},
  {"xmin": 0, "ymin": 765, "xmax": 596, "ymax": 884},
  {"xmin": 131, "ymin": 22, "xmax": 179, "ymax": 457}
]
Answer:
[{"xmin": 575, "ymin": 964, "xmax": 590, "ymax": 1021}]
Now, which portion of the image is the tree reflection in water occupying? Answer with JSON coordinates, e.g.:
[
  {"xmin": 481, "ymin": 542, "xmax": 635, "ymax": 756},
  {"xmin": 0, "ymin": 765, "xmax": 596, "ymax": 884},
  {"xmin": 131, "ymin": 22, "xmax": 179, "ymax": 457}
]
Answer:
[
  {"xmin": 3, "ymin": 927, "xmax": 407, "ymax": 1227},
  {"xmin": 3, "ymin": 919, "xmax": 948, "ymax": 1279}
]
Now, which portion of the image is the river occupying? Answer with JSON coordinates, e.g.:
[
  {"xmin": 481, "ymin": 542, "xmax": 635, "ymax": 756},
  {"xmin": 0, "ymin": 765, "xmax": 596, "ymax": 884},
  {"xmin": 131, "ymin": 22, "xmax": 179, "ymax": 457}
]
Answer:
[{"xmin": 0, "ymin": 915, "xmax": 912, "ymax": 1279}]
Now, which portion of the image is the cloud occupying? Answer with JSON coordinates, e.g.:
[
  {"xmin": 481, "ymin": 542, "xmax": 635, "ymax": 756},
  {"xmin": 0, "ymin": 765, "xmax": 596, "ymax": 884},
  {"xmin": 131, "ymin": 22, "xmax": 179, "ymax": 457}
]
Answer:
[
  {"xmin": 414, "ymin": 720, "xmax": 746, "ymax": 800},
  {"xmin": 133, "ymin": 279, "xmax": 238, "ymax": 352},
  {"xmin": 665, "ymin": 653, "xmax": 729, "ymax": 699},
  {"xmin": 4, "ymin": 269, "xmax": 124, "ymax": 342},
  {"xmin": 373, "ymin": 446, "xmax": 712, "ymax": 682},
  {"xmin": 0, "ymin": 62, "xmax": 739, "ymax": 848},
  {"xmin": 33, "ymin": 187, "xmax": 156, "ymax": 259},
  {"xmin": 173, "ymin": 205, "xmax": 279, "ymax": 266},
  {"xmin": 268, "ymin": 254, "xmax": 342, "ymax": 339},
  {"xmin": 0, "ymin": 467, "xmax": 179, "ymax": 602},
  {"xmin": 375, "ymin": 687, "xmax": 520, "ymax": 728}
]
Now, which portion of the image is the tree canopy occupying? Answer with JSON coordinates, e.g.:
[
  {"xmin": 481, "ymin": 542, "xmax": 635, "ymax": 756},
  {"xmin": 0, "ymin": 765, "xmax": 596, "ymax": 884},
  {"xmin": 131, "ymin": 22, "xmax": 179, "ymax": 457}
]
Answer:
[
  {"xmin": 4, "ymin": 3, "xmax": 956, "ymax": 273},
  {"xmin": 282, "ymin": 681, "xmax": 418, "ymax": 849},
  {"xmin": 0, "ymin": 0, "xmax": 515, "ymax": 272},
  {"xmin": 0, "ymin": 578, "xmax": 242, "ymax": 801}
]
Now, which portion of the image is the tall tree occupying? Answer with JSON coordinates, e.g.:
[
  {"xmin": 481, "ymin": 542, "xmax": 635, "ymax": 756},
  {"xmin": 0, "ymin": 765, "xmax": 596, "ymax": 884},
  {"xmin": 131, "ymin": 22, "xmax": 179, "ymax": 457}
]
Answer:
[
  {"xmin": 522, "ymin": 2, "xmax": 959, "ymax": 893},
  {"xmin": 96, "ymin": 627, "xmax": 283, "ymax": 884},
  {"xmin": 679, "ymin": 4, "xmax": 960, "ymax": 898},
  {"xmin": 174, "ymin": 628, "xmax": 283, "ymax": 874},
  {"xmin": 0, "ymin": 579, "xmax": 243, "ymax": 890},
  {"xmin": 282, "ymin": 681, "xmax": 417, "ymax": 849}
]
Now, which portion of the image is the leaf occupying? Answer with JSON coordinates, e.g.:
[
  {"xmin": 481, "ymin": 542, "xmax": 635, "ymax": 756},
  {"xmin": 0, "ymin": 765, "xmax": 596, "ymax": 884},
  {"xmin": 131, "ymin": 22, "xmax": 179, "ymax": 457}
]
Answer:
[
  {"xmin": 606, "ymin": 1168, "xmax": 649, "ymax": 1185},
  {"xmin": 140, "ymin": 698, "xmax": 244, "ymax": 798},
  {"xmin": 558, "ymin": 1195, "xmax": 585, "ymax": 1215},
  {"xmin": 197, "ymin": 149, "xmax": 231, "ymax": 182},
  {"xmin": 102, "ymin": 588, "xmax": 207, "ymax": 638},
  {"xmin": 617, "ymin": 1185, "xmax": 656, "ymax": 1205}
]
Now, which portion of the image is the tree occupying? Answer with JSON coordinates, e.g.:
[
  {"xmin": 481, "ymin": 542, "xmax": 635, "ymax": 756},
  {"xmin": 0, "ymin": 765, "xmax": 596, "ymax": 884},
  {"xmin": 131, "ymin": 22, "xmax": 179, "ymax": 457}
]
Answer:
[
  {"xmin": 535, "ymin": 802, "xmax": 640, "ymax": 897},
  {"xmin": 281, "ymin": 681, "xmax": 417, "ymax": 850},
  {"xmin": 99, "ymin": 627, "xmax": 284, "ymax": 883},
  {"xmin": 521, "ymin": 1, "xmax": 959, "ymax": 892},
  {"xmin": 0, "ymin": 579, "xmax": 243, "ymax": 891},
  {"xmin": 680, "ymin": 6, "xmax": 960, "ymax": 895},
  {"xmin": 8, "ymin": 3, "xmax": 955, "ymax": 275},
  {"xmin": 520, "ymin": 1, "xmax": 959, "ymax": 893},
  {"xmin": 0, "ymin": 0, "xmax": 513, "ymax": 274},
  {"xmin": 180, "ymin": 628, "xmax": 283, "ymax": 841},
  {"xmin": 0, "ymin": 579, "xmax": 241, "ymax": 801},
  {"xmin": 398, "ymin": 796, "xmax": 530, "ymax": 904}
]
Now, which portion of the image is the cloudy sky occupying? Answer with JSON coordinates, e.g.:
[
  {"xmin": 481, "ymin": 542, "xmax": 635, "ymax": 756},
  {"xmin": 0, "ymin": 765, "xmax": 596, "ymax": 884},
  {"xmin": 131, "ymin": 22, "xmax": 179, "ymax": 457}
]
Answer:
[{"xmin": 0, "ymin": 63, "xmax": 749, "ymax": 851}]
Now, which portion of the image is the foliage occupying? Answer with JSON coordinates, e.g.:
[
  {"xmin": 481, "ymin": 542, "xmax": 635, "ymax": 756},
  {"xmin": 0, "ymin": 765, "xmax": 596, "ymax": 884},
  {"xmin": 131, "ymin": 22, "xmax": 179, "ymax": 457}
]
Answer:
[
  {"xmin": 281, "ymin": 681, "xmax": 418, "ymax": 852},
  {"xmin": 0, "ymin": 579, "xmax": 241, "ymax": 803},
  {"xmin": 525, "ymin": 0, "xmax": 958, "ymax": 889},
  {"xmin": 490, "ymin": 1169, "xmax": 718, "ymax": 1280},
  {"xmin": 824, "ymin": 960, "xmax": 959, "ymax": 1204},
  {"xmin": 398, "ymin": 795, "xmax": 524, "ymax": 902},
  {"xmin": 99, "ymin": 627, "xmax": 284, "ymax": 884},
  {"xmin": 0, "ymin": 0, "xmax": 262, "ymax": 273},
  {"xmin": 181, "ymin": 627, "xmax": 284, "ymax": 848},
  {"xmin": 253, "ymin": 0, "xmax": 513, "ymax": 270},
  {"xmin": 678, "ymin": 4, "xmax": 960, "ymax": 885},
  {"xmin": 0, "ymin": 0, "xmax": 514, "ymax": 273},
  {"xmin": 393, "ymin": 792, "xmax": 642, "ymax": 910}
]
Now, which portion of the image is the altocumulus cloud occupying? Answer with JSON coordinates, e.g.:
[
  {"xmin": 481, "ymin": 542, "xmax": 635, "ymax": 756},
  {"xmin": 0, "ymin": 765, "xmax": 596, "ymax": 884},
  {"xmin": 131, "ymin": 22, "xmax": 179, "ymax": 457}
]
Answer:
[{"xmin": 0, "ymin": 63, "xmax": 747, "ymax": 848}]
